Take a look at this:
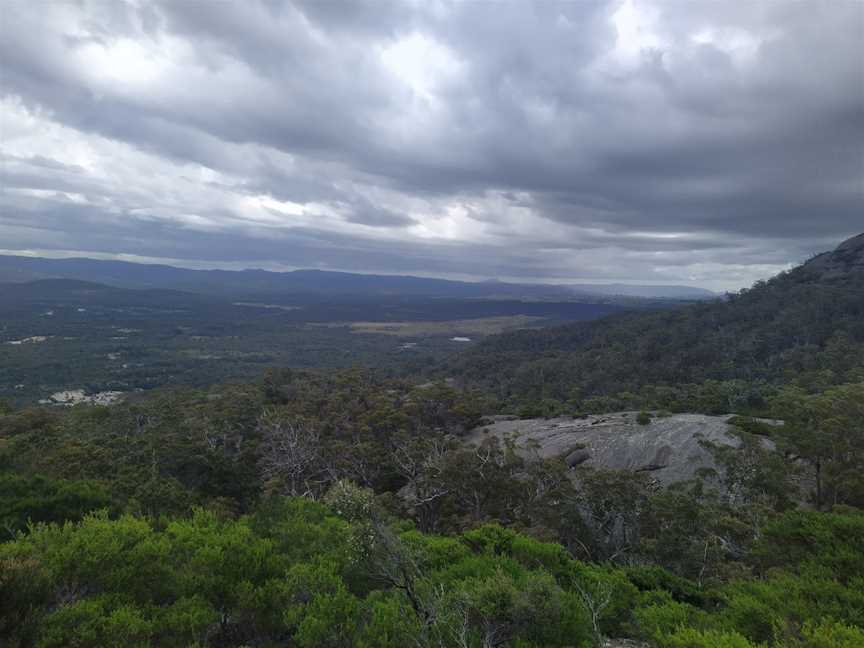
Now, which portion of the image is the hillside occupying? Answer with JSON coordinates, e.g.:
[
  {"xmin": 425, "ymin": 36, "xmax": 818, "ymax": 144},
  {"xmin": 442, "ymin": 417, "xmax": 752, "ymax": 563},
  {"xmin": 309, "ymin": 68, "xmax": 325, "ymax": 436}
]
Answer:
[
  {"xmin": 2, "ymin": 242, "xmax": 862, "ymax": 646},
  {"xmin": 2, "ymin": 365, "xmax": 861, "ymax": 647},
  {"xmin": 451, "ymin": 233, "xmax": 864, "ymax": 413}
]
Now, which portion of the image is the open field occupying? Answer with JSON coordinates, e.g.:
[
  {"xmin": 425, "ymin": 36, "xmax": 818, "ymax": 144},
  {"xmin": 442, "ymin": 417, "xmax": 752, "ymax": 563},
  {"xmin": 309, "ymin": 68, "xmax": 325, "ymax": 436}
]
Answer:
[{"xmin": 318, "ymin": 315, "xmax": 546, "ymax": 337}]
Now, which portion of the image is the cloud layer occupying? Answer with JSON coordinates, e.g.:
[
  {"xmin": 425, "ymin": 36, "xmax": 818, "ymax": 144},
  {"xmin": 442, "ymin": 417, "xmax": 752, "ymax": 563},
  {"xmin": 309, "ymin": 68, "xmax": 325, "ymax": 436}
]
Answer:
[{"xmin": 1, "ymin": 0, "xmax": 862, "ymax": 290}]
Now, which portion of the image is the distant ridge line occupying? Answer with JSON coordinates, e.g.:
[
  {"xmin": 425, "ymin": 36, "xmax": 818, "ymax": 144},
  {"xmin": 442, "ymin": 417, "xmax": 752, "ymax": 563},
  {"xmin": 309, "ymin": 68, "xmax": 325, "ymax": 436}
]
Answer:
[{"xmin": 0, "ymin": 254, "xmax": 717, "ymax": 300}]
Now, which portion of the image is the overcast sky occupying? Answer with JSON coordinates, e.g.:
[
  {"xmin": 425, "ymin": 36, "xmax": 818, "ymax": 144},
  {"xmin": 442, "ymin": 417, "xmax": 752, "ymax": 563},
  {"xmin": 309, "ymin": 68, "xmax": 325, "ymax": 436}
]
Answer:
[{"xmin": 0, "ymin": 0, "xmax": 862, "ymax": 290}]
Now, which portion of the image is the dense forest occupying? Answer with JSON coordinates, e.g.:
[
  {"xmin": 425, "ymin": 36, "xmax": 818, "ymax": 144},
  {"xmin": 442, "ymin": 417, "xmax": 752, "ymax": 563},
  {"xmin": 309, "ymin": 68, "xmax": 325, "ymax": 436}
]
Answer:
[{"xmin": 2, "ymin": 235, "xmax": 863, "ymax": 647}]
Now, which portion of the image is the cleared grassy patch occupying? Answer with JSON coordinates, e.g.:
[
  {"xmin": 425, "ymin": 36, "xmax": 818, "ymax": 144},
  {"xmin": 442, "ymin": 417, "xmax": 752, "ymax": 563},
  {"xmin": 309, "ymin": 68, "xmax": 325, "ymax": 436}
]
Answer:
[{"xmin": 323, "ymin": 315, "xmax": 547, "ymax": 337}]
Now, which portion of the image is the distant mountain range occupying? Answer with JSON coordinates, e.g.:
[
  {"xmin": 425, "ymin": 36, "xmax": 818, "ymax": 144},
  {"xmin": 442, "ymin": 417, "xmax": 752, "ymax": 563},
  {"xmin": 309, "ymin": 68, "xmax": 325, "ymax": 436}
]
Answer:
[
  {"xmin": 567, "ymin": 283, "xmax": 716, "ymax": 299},
  {"xmin": 0, "ymin": 278, "xmax": 220, "ymax": 309},
  {"xmin": 0, "ymin": 255, "xmax": 716, "ymax": 301}
]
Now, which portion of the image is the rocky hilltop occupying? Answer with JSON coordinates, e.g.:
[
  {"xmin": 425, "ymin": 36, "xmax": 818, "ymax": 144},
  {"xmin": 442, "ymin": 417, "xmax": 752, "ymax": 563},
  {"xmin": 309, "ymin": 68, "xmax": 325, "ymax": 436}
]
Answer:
[
  {"xmin": 799, "ymin": 232, "xmax": 864, "ymax": 279},
  {"xmin": 468, "ymin": 412, "xmax": 775, "ymax": 486}
]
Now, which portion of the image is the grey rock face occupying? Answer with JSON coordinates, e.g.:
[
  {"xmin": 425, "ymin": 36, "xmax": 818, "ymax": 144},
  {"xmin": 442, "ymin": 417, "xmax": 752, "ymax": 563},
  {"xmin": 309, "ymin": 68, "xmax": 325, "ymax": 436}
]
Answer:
[
  {"xmin": 468, "ymin": 412, "xmax": 774, "ymax": 486},
  {"xmin": 802, "ymin": 232, "xmax": 864, "ymax": 279}
]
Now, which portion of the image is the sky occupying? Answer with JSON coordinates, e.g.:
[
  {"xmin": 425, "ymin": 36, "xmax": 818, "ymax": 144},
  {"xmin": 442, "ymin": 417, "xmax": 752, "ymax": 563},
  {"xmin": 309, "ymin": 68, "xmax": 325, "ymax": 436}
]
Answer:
[{"xmin": 0, "ymin": 0, "xmax": 862, "ymax": 291}]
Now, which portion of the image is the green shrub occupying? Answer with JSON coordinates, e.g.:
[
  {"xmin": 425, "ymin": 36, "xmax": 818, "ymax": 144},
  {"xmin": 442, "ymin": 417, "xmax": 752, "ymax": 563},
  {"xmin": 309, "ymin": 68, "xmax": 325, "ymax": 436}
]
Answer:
[
  {"xmin": 662, "ymin": 627, "xmax": 759, "ymax": 648},
  {"xmin": 36, "ymin": 596, "xmax": 154, "ymax": 648},
  {"xmin": 0, "ymin": 473, "xmax": 112, "ymax": 538},
  {"xmin": 793, "ymin": 620, "xmax": 864, "ymax": 648},
  {"xmin": 634, "ymin": 594, "xmax": 704, "ymax": 643},
  {"xmin": 625, "ymin": 565, "xmax": 708, "ymax": 606}
]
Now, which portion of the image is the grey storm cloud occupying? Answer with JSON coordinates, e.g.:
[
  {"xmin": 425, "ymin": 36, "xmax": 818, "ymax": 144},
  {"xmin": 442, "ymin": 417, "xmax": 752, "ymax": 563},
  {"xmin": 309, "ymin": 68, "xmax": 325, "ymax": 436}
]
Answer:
[{"xmin": 0, "ymin": 0, "xmax": 862, "ymax": 290}]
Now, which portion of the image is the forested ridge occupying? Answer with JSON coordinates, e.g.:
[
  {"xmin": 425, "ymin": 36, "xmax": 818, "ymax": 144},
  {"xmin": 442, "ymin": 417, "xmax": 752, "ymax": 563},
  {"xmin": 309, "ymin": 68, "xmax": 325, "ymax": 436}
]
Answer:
[
  {"xmin": 450, "ymin": 235, "xmax": 864, "ymax": 416},
  {"xmin": 2, "ymin": 235, "xmax": 863, "ymax": 647}
]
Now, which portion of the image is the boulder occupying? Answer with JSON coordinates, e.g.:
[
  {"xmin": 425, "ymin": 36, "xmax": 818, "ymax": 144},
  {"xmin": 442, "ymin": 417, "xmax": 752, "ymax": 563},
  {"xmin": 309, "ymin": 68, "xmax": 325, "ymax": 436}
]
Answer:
[{"xmin": 466, "ymin": 412, "xmax": 777, "ymax": 487}]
